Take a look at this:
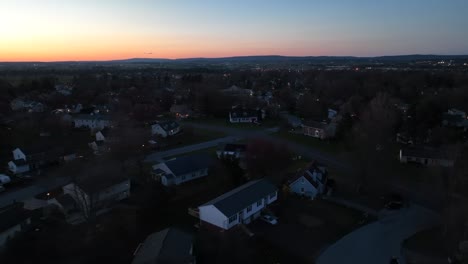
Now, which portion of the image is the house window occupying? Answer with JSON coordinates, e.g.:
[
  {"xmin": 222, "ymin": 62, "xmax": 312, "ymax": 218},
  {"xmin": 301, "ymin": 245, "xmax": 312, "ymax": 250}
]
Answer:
[
  {"xmin": 301, "ymin": 188, "xmax": 305, "ymax": 193},
  {"xmin": 269, "ymin": 193, "xmax": 276, "ymax": 199},
  {"xmin": 301, "ymin": 178, "xmax": 305, "ymax": 184},
  {"xmin": 257, "ymin": 200, "xmax": 262, "ymax": 206},
  {"xmin": 181, "ymin": 175, "xmax": 186, "ymax": 180},
  {"xmin": 192, "ymin": 173, "xmax": 196, "ymax": 178},
  {"xmin": 228, "ymin": 214, "xmax": 237, "ymax": 223},
  {"xmin": 247, "ymin": 205, "xmax": 252, "ymax": 212}
]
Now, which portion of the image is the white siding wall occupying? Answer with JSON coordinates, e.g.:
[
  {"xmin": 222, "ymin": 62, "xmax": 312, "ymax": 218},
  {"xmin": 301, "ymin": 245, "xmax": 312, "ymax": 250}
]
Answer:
[
  {"xmin": 13, "ymin": 148, "xmax": 26, "ymax": 160},
  {"xmin": 289, "ymin": 177, "xmax": 319, "ymax": 199},
  {"xmin": 151, "ymin": 125, "xmax": 168, "ymax": 137},
  {"xmin": 174, "ymin": 168, "xmax": 209, "ymax": 185},
  {"xmin": 199, "ymin": 205, "xmax": 229, "ymax": 229}
]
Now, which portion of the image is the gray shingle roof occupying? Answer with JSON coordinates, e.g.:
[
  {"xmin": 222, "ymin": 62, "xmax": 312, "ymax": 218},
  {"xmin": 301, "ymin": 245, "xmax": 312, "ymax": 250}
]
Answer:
[
  {"xmin": 132, "ymin": 228, "xmax": 194, "ymax": 264},
  {"xmin": 201, "ymin": 179, "xmax": 277, "ymax": 217},
  {"xmin": 165, "ymin": 154, "xmax": 213, "ymax": 176},
  {"xmin": 158, "ymin": 121, "xmax": 180, "ymax": 132}
]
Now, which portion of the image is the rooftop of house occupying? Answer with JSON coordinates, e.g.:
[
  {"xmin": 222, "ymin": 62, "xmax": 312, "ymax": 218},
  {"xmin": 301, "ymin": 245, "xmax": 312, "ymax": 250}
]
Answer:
[
  {"xmin": 163, "ymin": 154, "xmax": 213, "ymax": 176},
  {"xmin": 74, "ymin": 166, "xmax": 129, "ymax": 194},
  {"xmin": 157, "ymin": 121, "xmax": 180, "ymax": 132},
  {"xmin": 302, "ymin": 120, "xmax": 329, "ymax": 129},
  {"xmin": 0, "ymin": 203, "xmax": 31, "ymax": 233},
  {"xmin": 132, "ymin": 228, "xmax": 194, "ymax": 264},
  {"xmin": 401, "ymin": 146, "xmax": 453, "ymax": 160},
  {"xmin": 201, "ymin": 179, "xmax": 277, "ymax": 217},
  {"xmin": 11, "ymin": 159, "xmax": 29, "ymax": 166},
  {"xmin": 221, "ymin": 143, "xmax": 247, "ymax": 153},
  {"xmin": 288, "ymin": 162, "xmax": 328, "ymax": 188},
  {"xmin": 73, "ymin": 113, "xmax": 112, "ymax": 121},
  {"xmin": 229, "ymin": 108, "xmax": 259, "ymax": 118},
  {"xmin": 55, "ymin": 194, "xmax": 76, "ymax": 209}
]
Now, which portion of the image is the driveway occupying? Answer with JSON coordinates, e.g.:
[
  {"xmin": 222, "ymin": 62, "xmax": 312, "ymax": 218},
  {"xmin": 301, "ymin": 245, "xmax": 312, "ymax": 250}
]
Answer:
[
  {"xmin": 316, "ymin": 205, "xmax": 440, "ymax": 264},
  {"xmin": 0, "ymin": 176, "xmax": 71, "ymax": 208}
]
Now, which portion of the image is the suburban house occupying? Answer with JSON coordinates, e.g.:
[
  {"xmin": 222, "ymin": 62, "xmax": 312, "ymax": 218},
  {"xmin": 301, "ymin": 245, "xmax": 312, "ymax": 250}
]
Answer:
[
  {"xmin": 132, "ymin": 228, "xmax": 195, "ymax": 264},
  {"xmin": 151, "ymin": 121, "xmax": 181, "ymax": 138},
  {"xmin": 0, "ymin": 203, "xmax": 32, "ymax": 248},
  {"xmin": 442, "ymin": 108, "xmax": 468, "ymax": 128},
  {"xmin": 302, "ymin": 120, "xmax": 337, "ymax": 139},
  {"xmin": 288, "ymin": 162, "xmax": 328, "ymax": 199},
  {"xmin": 399, "ymin": 146, "xmax": 455, "ymax": 167},
  {"xmin": 229, "ymin": 107, "xmax": 264, "ymax": 123},
  {"xmin": 10, "ymin": 98, "xmax": 45, "ymax": 112},
  {"xmin": 63, "ymin": 176, "xmax": 131, "ymax": 217},
  {"xmin": 195, "ymin": 179, "xmax": 278, "ymax": 230},
  {"xmin": 8, "ymin": 145, "xmax": 75, "ymax": 174},
  {"xmin": 170, "ymin": 104, "xmax": 193, "ymax": 119},
  {"xmin": 280, "ymin": 112, "xmax": 302, "ymax": 128},
  {"xmin": 73, "ymin": 114, "xmax": 113, "ymax": 130},
  {"xmin": 8, "ymin": 159, "xmax": 30, "ymax": 174},
  {"xmin": 151, "ymin": 154, "xmax": 213, "ymax": 186},
  {"xmin": 216, "ymin": 143, "xmax": 247, "ymax": 159},
  {"xmin": 221, "ymin": 85, "xmax": 253, "ymax": 97},
  {"xmin": 55, "ymin": 84, "xmax": 73, "ymax": 96}
]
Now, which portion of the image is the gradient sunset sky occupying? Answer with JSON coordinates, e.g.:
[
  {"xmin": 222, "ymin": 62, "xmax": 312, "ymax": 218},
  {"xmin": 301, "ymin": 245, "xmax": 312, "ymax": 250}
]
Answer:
[{"xmin": 1, "ymin": 0, "xmax": 467, "ymax": 62}]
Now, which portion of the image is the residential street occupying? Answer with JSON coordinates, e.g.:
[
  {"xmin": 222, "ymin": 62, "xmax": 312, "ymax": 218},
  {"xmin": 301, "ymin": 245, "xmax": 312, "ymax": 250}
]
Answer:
[
  {"xmin": 0, "ymin": 176, "xmax": 71, "ymax": 208},
  {"xmin": 183, "ymin": 122, "xmax": 353, "ymax": 173},
  {"xmin": 316, "ymin": 205, "xmax": 440, "ymax": 264}
]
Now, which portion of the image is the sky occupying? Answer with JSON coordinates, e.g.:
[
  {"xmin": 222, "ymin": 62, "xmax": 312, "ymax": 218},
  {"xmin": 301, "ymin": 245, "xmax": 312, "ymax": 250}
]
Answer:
[{"xmin": 1, "ymin": 0, "xmax": 467, "ymax": 61}]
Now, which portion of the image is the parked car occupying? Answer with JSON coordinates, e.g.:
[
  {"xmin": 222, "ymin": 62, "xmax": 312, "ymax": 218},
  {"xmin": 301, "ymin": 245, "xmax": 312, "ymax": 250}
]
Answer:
[
  {"xmin": 260, "ymin": 214, "xmax": 278, "ymax": 225},
  {"xmin": 385, "ymin": 194, "xmax": 404, "ymax": 210}
]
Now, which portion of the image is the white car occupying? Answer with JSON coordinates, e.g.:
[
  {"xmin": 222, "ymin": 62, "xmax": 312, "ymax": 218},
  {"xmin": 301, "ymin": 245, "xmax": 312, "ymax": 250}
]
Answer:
[{"xmin": 260, "ymin": 215, "xmax": 278, "ymax": 225}]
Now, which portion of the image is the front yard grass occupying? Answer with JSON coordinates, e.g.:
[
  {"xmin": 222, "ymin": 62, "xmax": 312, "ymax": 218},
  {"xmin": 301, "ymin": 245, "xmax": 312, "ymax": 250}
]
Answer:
[
  {"xmin": 273, "ymin": 130, "xmax": 346, "ymax": 155},
  {"xmin": 404, "ymin": 226, "xmax": 448, "ymax": 259},
  {"xmin": 250, "ymin": 196, "xmax": 369, "ymax": 263}
]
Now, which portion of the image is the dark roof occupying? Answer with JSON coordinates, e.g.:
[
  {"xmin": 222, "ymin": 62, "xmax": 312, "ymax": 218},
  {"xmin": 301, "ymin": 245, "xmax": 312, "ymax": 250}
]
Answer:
[
  {"xmin": 288, "ymin": 162, "xmax": 327, "ymax": 188},
  {"xmin": 401, "ymin": 147, "xmax": 452, "ymax": 160},
  {"xmin": 164, "ymin": 154, "xmax": 213, "ymax": 176},
  {"xmin": 132, "ymin": 228, "xmax": 194, "ymax": 264},
  {"xmin": 158, "ymin": 121, "xmax": 180, "ymax": 132},
  {"xmin": 230, "ymin": 108, "xmax": 259, "ymax": 118},
  {"xmin": 55, "ymin": 194, "xmax": 76, "ymax": 208},
  {"xmin": 302, "ymin": 120, "xmax": 328, "ymax": 129},
  {"xmin": 75, "ymin": 165, "xmax": 129, "ymax": 194},
  {"xmin": 223, "ymin": 143, "xmax": 247, "ymax": 152},
  {"xmin": 202, "ymin": 179, "xmax": 277, "ymax": 217},
  {"xmin": 152, "ymin": 168, "xmax": 166, "ymax": 175},
  {"xmin": 0, "ymin": 203, "xmax": 31, "ymax": 233}
]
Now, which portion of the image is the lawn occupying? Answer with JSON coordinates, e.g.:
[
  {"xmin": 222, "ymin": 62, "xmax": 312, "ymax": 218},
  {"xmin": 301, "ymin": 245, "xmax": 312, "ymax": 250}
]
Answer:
[
  {"xmin": 190, "ymin": 117, "xmax": 281, "ymax": 130},
  {"xmin": 404, "ymin": 227, "xmax": 448, "ymax": 259},
  {"xmin": 273, "ymin": 130, "xmax": 346, "ymax": 154},
  {"xmin": 158, "ymin": 127, "xmax": 226, "ymax": 150},
  {"xmin": 250, "ymin": 196, "xmax": 369, "ymax": 263}
]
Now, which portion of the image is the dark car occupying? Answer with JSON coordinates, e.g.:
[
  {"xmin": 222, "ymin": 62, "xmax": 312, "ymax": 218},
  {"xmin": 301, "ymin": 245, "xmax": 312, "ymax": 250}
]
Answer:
[
  {"xmin": 389, "ymin": 257, "xmax": 400, "ymax": 264},
  {"xmin": 385, "ymin": 194, "xmax": 404, "ymax": 210}
]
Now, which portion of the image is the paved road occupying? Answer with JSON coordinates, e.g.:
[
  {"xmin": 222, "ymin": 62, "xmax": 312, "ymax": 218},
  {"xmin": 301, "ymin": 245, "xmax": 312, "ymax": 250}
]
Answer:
[
  {"xmin": 183, "ymin": 122, "xmax": 353, "ymax": 173},
  {"xmin": 0, "ymin": 176, "xmax": 71, "ymax": 208},
  {"xmin": 144, "ymin": 135, "xmax": 239, "ymax": 163},
  {"xmin": 316, "ymin": 205, "xmax": 440, "ymax": 264}
]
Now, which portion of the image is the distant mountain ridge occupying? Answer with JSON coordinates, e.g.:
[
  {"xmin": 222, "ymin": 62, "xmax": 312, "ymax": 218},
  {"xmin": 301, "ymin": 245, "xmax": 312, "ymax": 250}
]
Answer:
[{"xmin": 2, "ymin": 54, "xmax": 468, "ymax": 64}]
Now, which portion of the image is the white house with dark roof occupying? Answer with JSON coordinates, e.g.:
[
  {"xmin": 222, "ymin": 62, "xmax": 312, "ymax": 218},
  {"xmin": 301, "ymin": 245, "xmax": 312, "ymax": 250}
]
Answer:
[
  {"xmin": 288, "ymin": 162, "xmax": 328, "ymax": 199},
  {"xmin": 229, "ymin": 108, "xmax": 263, "ymax": 123},
  {"xmin": 151, "ymin": 121, "xmax": 181, "ymax": 137},
  {"xmin": 399, "ymin": 146, "xmax": 455, "ymax": 167},
  {"xmin": 73, "ymin": 114, "xmax": 113, "ymax": 130},
  {"xmin": 132, "ymin": 228, "xmax": 195, "ymax": 264},
  {"xmin": 151, "ymin": 154, "xmax": 213, "ymax": 186},
  {"xmin": 197, "ymin": 179, "xmax": 278, "ymax": 230}
]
